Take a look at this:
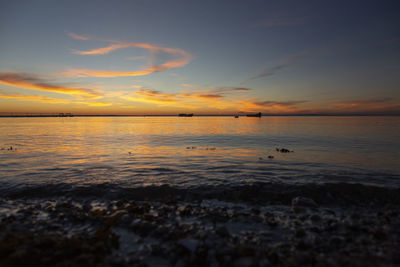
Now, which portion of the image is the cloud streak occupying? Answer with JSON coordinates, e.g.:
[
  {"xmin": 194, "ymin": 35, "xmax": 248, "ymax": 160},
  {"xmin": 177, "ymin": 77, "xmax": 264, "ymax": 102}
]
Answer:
[
  {"xmin": 62, "ymin": 40, "xmax": 193, "ymax": 78},
  {"xmin": 119, "ymin": 88, "xmax": 308, "ymax": 113},
  {"xmin": 122, "ymin": 89, "xmax": 226, "ymax": 108},
  {"xmin": 181, "ymin": 83, "xmax": 252, "ymax": 94},
  {"xmin": 0, "ymin": 90, "xmax": 111, "ymax": 106},
  {"xmin": 237, "ymin": 99, "xmax": 308, "ymax": 113},
  {"xmin": 0, "ymin": 72, "xmax": 101, "ymax": 98},
  {"xmin": 243, "ymin": 50, "xmax": 309, "ymax": 83},
  {"xmin": 66, "ymin": 32, "xmax": 90, "ymax": 40},
  {"xmin": 0, "ymin": 91, "xmax": 70, "ymax": 104},
  {"xmin": 213, "ymin": 87, "xmax": 252, "ymax": 93},
  {"xmin": 122, "ymin": 89, "xmax": 194, "ymax": 108},
  {"xmin": 334, "ymin": 98, "xmax": 391, "ymax": 107}
]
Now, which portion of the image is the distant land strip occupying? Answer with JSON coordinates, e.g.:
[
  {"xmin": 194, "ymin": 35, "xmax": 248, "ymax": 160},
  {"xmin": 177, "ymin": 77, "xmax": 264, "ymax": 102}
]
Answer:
[{"xmin": 0, "ymin": 113, "xmax": 399, "ymax": 117}]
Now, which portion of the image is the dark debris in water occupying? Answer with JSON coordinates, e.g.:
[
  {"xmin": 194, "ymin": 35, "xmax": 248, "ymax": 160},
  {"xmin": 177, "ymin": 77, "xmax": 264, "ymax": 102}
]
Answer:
[
  {"xmin": 0, "ymin": 146, "xmax": 16, "ymax": 151},
  {"xmin": 276, "ymin": 148, "xmax": 294, "ymax": 153}
]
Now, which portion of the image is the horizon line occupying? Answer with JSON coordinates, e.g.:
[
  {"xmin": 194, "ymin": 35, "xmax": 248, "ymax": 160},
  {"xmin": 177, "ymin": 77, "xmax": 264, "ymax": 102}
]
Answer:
[{"xmin": 0, "ymin": 113, "xmax": 399, "ymax": 118}]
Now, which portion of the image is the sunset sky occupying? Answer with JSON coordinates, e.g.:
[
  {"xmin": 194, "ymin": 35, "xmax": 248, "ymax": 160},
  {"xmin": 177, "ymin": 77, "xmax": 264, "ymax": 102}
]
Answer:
[{"xmin": 0, "ymin": 0, "xmax": 399, "ymax": 115}]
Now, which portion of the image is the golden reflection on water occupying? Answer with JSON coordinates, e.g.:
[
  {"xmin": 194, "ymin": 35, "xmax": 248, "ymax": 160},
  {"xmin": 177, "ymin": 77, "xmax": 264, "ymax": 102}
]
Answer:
[{"xmin": 0, "ymin": 116, "xmax": 400, "ymax": 179}]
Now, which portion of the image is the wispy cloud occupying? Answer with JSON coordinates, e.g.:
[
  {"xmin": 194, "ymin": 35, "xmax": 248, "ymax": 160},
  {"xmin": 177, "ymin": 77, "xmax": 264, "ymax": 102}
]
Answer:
[
  {"xmin": 0, "ymin": 91, "xmax": 70, "ymax": 104},
  {"xmin": 333, "ymin": 98, "xmax": 397, "ymax": 112},
  {"xmin": 66, "ymin": 31, "xmax": 90, "ymax": 40},
  {"xmin": 78, "ymin": 101, "xmax": 112, "ymax": 107},
  {"xmin": 179, "ymin": 93, "xmax": 223, "ymax": 99},
  {"xmin": 0, "ymin": 71, "xmax": 101, "ymax": 98},
  {"xmin": 254, "ymin": 17, "xmax": 305, "ymax": 27},
  {"xmin": 135, "ymin": 89, "xmax": 176, "ymax": 102},
  {"xmin": 71, "ymin": 43, "xmax": 132, "ymax": 55},
  {"xmin": 61, "ymin": 40, "xmax": 193, "ymax": 78},
  {"xmin": 238, "ymin": 99, "xmax": 307, "ymax": 113},
  {"xmin": 253, "ymin": 100, "xmax": 307, "ymax": 107},
  {"xmin": 0, "ymin": 90, "xmax": 111, "ymax": 106},
  {"xmin": 131, "ymin": 89, "xmax": 224, "ymax": 103},
  {"xmin": 119, "ymin": 88, "xmax": 307, "ymax": 113},
  {"xmin": 181, "ymin": 83, "xmax": 201, "ymax": 89},
  {"xmin": 334, "ymin": 98, "xmax": 390, "ymax": 107},
  {"xmin": 121, "ymin": 89, "xmax": 224, "ymax": 108},
  {"xmin": 214, "ymin": 87, "xmax": 252, "ymax": 93},
  {"xmin": 193, "ymin": 94, "xmax": 223, "ymax": 99},
  {"xmin": 313, "ymin": 98, "xmax": 400, "ymax": 114},
  {"xmin": 243, "ymin": 50, "xmax": 309, "ymax": 83},
  {"xmin": 122, "ymin": 89, "xmax": 194, "ymax": 108},
  {"xmin": 182, "ymin": 83, "xmax": 252, "ymax": 94}
]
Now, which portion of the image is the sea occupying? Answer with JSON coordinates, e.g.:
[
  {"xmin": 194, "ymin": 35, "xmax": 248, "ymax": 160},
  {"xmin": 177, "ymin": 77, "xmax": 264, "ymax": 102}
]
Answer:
[{"xmin": 1, "ymin": 116, "xmax": 399, "ymax": 201}]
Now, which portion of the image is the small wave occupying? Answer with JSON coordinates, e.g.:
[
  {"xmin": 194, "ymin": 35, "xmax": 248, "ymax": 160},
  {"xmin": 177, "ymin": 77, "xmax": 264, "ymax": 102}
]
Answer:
[{"xmin": 1, "ymin": 181, "xmax": 399, "ymax": 206}]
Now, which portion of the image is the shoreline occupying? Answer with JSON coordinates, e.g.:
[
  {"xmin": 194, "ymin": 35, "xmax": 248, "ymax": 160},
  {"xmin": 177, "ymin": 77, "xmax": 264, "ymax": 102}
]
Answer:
[{"xmin": 2, "ymin": 182, "xmax": 400, "ymax": 206}]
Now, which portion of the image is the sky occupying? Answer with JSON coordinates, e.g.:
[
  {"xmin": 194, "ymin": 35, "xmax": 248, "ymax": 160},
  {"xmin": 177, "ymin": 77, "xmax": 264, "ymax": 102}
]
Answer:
[{"xmin": 0, "ymin": 0, "xmax": 399, "ymax": 115}]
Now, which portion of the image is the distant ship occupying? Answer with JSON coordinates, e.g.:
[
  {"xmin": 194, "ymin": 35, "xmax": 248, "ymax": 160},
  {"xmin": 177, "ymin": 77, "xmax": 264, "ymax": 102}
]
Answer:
[
  {"xmin": 178, "ymin": 113, "xmax": 194, "ymax": 117},
  {"xmin": 246, "ymin": 112, "xmax": 262, "ymax": 117},
  {"xmin": 58, "ymin": 113, "xmax": 74, "ymax": 117}
]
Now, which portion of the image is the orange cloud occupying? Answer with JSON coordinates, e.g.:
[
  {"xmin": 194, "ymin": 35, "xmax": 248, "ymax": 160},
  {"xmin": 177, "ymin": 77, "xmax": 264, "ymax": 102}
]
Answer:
[
  {"xmin": 71, "ymin": 43, "xmax": 132, "ymax": 55},
  {"xmin": 0, "ymin": 90, "xmax": 112, "ymax": 107},
  {"xmin": 122, "ymin": 89, "xmax": 228, "ymax": 109},
  {"xmin": 0, "ymin": 91, "xmax": 70, "ymax": 104},
  {"xmin": 60, "ymin": 68, "xmax": 153, "ymax": 78},
  {"xmin": 334, "ymin": 98, "xmax": 390, "ymax": 108},
  {"xmin": 179, "ymin": 93, "xmax": 223, "ymax": 99},
  {"xmin": 78, "ymin": 101, "xmax": 112, "ymax": 107},
  {"xmin": 63, "ymin": 42, "xmax": 193, "ymax": 78},
  {"xmin": 66, "ymin": 32, "xmax": 90, "ymax": 40},
  {"xmin": 135, "ymin": 89, "xmax": 174, "ymax": 99},
  {"xmin": 121, "ymin": 89, "xmax": 244, "ymax": 111},
  {"xmin": 122, "ymin": 91, "xmax": 194, "ymax": 108},
  {"xmin": 329, "ymin": 98, "xmax": 400, "ymax": 114},
  {"xmin": 237, "ymin": 100, "xmax": 307, "ymax": 113},
  {"xmin": 181, "ymin": 83, "xmax": 201, "ymax": 89},
  {"xmin": 0, "ymin": 72, "xmax": 101, "ymax": 98}
]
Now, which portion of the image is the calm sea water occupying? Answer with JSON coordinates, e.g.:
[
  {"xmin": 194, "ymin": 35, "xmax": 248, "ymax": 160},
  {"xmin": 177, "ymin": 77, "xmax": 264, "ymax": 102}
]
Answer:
[{"xmin": 0, "ymin": 116, "xmax": 399, "ymax": 192}]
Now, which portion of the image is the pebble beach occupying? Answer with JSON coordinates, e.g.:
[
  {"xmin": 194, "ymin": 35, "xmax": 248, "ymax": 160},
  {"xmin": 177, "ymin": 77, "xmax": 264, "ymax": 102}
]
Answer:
[{"xmin": 1, "ymin": 183, "xmax": 400, "ymax": 266}]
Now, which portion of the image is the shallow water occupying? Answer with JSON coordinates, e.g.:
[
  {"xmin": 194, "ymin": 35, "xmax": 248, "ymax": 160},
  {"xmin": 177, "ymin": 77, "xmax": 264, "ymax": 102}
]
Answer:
[{"xmin": 0, "ymin": 116, "xmax": 399, "ymax": 193}]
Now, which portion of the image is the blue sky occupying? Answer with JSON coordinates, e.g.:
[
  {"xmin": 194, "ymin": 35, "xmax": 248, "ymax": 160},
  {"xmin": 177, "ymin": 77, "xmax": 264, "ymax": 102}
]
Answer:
[{"xmin": 0, "ymin": 0, "xmax": 399, "ymax": 114}]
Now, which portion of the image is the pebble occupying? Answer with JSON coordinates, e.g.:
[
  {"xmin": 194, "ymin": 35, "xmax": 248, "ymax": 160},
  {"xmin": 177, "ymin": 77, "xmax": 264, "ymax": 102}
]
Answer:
[
  {"xmin": 178, "ymin": 239, "xmax": 200, "ymax": 253},
  {"xmin": 292, "ymin": 197, "xmax": 318, "ymax": 210},
  {"xmin": 0, "ymin": 198, "xmax": 399, "ymax": 266}
]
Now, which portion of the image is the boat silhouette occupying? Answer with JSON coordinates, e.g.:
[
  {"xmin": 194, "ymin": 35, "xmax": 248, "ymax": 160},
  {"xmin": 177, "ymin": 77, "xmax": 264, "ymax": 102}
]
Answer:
[
  {"xmin": 246, "ymin": 112, "xmax": 262, "ymax": 117},
  {"xmin": 178, "ymin": 113, "xmax": 194, "ymax": 117}
]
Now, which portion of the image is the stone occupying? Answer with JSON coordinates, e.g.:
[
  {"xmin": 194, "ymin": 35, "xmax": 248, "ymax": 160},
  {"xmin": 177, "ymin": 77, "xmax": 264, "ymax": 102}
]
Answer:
[
  {"xmin": 178, "ymin": 239, "xmax": 200, "ymax": 253},
  {"xmin": 292, "ymin": 197, "xmax": 318, "ymax": 209},
  {"xmin": 216, "ymin": 226, "xmax": 230, "ymax": 237}
]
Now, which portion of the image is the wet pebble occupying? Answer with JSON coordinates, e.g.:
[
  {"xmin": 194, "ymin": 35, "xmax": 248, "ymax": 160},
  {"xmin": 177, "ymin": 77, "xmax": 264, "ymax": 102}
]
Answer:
[{"xmin": 178, "ymin": 238, "xmax": 200, "ymax": 253}]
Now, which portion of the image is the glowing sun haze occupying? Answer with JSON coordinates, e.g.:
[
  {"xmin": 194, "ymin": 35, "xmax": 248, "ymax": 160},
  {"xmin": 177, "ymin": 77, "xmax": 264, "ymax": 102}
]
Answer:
[{"xmin": 0, "ymin": 0, "xmax": 399, "ymax": 115}]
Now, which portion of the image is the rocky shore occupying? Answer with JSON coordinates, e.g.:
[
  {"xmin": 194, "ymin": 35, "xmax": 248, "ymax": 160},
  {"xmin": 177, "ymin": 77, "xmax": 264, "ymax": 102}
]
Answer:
[{"xmin": 1, "ymin": 191, "xmax": 400, "ymax": 266}]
